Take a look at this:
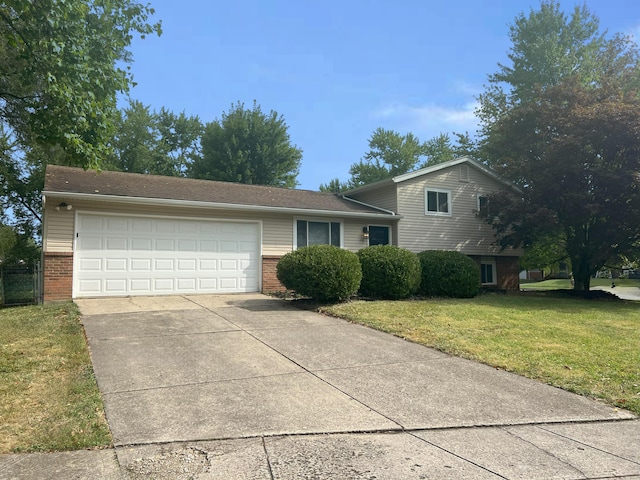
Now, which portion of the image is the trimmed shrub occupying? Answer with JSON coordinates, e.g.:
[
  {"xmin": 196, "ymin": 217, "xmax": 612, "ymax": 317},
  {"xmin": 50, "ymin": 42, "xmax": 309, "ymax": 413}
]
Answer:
[
  {"xmin": 418, "ymin": 250, "xmax": 480, "ymax": 298},
  {"xmin": 276, "ymin": 245, "xmax": 362, "ymax": 302},
  {"xmin": 357, "ymin": 245, "xmax": 421, "ymax": 300}
]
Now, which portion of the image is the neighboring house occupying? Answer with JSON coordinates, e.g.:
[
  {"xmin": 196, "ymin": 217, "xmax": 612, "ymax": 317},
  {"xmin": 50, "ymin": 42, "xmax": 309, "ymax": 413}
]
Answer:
[{"xmin": 42, "ymin": 157, "xmax": 522, "ymax": 301}]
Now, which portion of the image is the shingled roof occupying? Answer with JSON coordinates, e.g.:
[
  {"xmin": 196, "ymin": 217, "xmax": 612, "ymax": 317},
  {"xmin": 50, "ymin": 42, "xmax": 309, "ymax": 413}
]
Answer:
[{"xmin": 44, "ymin": 165, "xmax": 394, "ymax": 217}]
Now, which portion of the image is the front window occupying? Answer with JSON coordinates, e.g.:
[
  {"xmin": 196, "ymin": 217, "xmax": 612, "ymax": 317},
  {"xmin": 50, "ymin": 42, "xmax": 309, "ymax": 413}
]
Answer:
[
  {"xmin": 296, "ymin": 220, "xmax": 341, "ymax": 248},
  {"xmin": 481, "ymin": 259, "xmax": 497, "ymax": 285},
  {"xmin": 425, "ymin": 188, "xmax": 451, "ymax": 215},
  {"xmin": 368, "ymin": 225, "xmax": 390, "ymax": 246}
]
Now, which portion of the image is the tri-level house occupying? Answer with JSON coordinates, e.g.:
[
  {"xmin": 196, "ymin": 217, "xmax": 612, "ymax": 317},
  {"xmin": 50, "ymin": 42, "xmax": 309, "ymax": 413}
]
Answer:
[{"xmin": 42, "ymin": 157, "xmax": 522, "ymax": 301}]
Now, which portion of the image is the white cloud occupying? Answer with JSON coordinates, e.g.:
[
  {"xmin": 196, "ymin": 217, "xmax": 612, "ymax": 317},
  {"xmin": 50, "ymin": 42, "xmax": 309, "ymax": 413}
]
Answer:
[
  {"xmin": 372, "ymin": 99, "xmax": 480, "ymax": 138},
  {"xmin": 371, "ymin": 79, "xmax": 483, "ymax": 138}
]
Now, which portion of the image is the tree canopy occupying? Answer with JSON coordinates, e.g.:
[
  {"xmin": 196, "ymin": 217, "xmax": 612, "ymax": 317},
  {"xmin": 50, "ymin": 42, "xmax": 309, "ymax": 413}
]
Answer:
[
  {"xmin": 478, "ymin": 1, "xmax": 640, "ymax": 290},
  {"xmin": 105, "ymin": 100, "xmax": 203, "ymax": 176},
  {"xmin": 319, "ymin": 129, "xmax": 474, "ymax": 192},
  {"xmin": 1, "ymin": 0, "xmax": 161, "ymax": 168},
  {"xmin": 0, "ymin": 0, "xmax": 161, "ymax": 261},
  {"xmin": 189, "ymin": 101, "xmax": 302, "ymax": 188}
]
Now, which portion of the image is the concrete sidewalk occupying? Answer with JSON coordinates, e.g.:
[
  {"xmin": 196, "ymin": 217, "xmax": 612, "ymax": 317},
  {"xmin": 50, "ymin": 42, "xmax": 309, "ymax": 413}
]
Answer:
[{"xmin": 1, "ymin": 293, "xmax": 638, "ymax": 479}]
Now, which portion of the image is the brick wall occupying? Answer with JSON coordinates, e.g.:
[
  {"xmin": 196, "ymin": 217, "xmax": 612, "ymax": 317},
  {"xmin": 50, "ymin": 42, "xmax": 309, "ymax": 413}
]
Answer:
[
  {"xmin": 469, "ymin": 255, "xmax": 520, "ymax": 291},
  {"xmin": 496, "ymin": 256, "xmax": 520, "ymax": 290},
  {"xmin": 43, "ymin": 252, "xmax": 73, "ymax": 302},
  {"xmin": 262, "ymin": 255, "xmax": 286, "ymax": 293}
]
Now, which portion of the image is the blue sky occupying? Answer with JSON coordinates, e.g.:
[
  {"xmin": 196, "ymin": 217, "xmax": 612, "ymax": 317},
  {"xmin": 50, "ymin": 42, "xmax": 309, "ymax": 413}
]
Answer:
[{"xmin": 125, "ymin": 0, "xmax": 640, "ymax": 190}]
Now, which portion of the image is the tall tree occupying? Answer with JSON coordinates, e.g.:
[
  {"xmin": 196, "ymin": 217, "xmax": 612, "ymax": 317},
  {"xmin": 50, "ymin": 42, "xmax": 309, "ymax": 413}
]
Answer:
[
  {"xmin": 319, "ymin": 129, "xmax": 475, "ymax": 191},
  {"xmin": 477, "ymin": 1, "xmax": 639, "ymax": 156},
  {"xmin": 318, "ymin": 177, "xmax": 349, "ymax": 193},
  {"xmin": 106, "ymin": 100, "xmax": 203, "ymax": 176},
  {"xmin": 481, "ymin": 78, "xmax": 640, "ymax": 291},
  {"xmin": 1, "ymin": 0, "xmax": 161, "ymax": 169},
  {"xmin": 189, "ymin": 101, "xmax": 302, "ymax": 187},
  {"xmin": 423, "ymin": 132, "xmax": 477, "ymax": 166},
  {"xmin": 0, "ymin": 0, "xmax": 161, "ymax": 261},
  {"xmin": 0, "ymin": 222, "xmax": 17, "ymax": 263},
  {"xmin": 476, "ymin": 1, "xmax": 640, "ymax": 290}
]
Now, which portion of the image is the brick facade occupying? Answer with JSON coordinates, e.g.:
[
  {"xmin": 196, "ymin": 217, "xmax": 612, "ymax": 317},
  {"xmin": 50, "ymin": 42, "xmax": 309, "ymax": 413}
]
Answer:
[
  {"xmin": 262, "ymin": 255, "xmax": 285, "ymax": 293},
  {"xmin": 495, "ymin": 256, "xmax": 520, "ymax": 290},
  {"xmin": 43, "ymin": 252, "xmax": 73, "ymax": 302},
  {"xmin": 470, "ymin": 255, "xmax": 520, "ymax": 291}
]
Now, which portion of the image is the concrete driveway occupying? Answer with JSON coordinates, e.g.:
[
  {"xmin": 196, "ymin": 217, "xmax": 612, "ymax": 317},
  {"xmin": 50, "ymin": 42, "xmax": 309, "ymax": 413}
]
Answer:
[{"xmin": 10, "ymin": 293, "xmax": 638, "ymax": 479}]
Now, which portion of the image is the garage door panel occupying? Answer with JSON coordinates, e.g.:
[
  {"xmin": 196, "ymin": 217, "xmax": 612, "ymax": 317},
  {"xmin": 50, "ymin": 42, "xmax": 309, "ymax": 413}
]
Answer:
[
  {"xmin": 131, "ymin": 238, "xmax": 152, "ymax": 250},
  {"xmin": 105, "ymin": 258, "xmax": 127, "ymax": 271},
  {"xmin": 105, "ymin": 279, "xmax": 127, "ymax": 293},
  {"xmin": 130, "ymin": 279, "xmax": 152, "ymax": 292},
  {"xmin": 177, "ymin": 259, "xmax": 197, "ymax": 271},
  {"xmin": 78, "ymin": 279, "xmax": 102, "ymax": 294},
  {"xmin": 132, "ymin": 219, "xmax": 153, "ymax": 232},
  {"xmin": 154, "ymin": 259, "xmax": 174, "ymax": 271},
  {"xmin": 106, "ymin": 237, "xmax": 127, "ymax": 250},
  {"xmin": 79, "ymin": 216, "xmax": 103, "ymax": 231},
  {"xmin": 155, "ymin": 239, "xmax": 174, "ymax": 251},
  {"xmin": 74, "ymin": 214, "xmax": 260, "ymax": 297},
  {"xmin": 79, "ymin": 258, "xmax": 102, "ymax": 271},
  {"xmin": 199, "ymin": 278, "xmax": 217, "ymax": 289},
  {"xmin": 154, "ymin": 278, "xmax": 174, "ymax": 291},
  {"xmin": 199, "ymin": 259, "xmax": 218, "ymax": 270},
  {"xmin": 177, "ymin": 239, "xmax": 197, "ymax": 251},
  {"xmin": 156, "ymin": 221, "xmax": 176, "ymax": 233},
  {"xmin": 200, "ymin": 240, "xmax": 218, "ymax": 252},
  {"xmin": 131, "ymin": 259, "xmax": 152, "ymax": 271},
  {"xmin": 78, "ymin": 237, "xmax": 102, "ymax": 250}
]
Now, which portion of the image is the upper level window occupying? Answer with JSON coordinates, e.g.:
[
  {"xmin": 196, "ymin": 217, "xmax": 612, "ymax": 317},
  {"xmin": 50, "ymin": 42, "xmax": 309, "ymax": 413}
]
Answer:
[
  {"xmin": 477, "ymin": 194, "xmax": 489, "ymax": 212},
  {"xmin": 296, "ymin": 220, "xmax": 341, "ymax": 248},
  {"xmin": 425, "ymin": 188, "xmax": 451, "ymax": 216}
]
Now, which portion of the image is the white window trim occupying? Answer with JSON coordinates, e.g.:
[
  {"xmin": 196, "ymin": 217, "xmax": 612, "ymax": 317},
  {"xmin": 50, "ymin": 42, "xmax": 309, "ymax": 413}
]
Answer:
[
  {"xmin": 293, "ymin": 218, "xmax": 344, "ymax": 249},
  {"xmin": 481, "ymin": 258, "xmax": 497, "ymax": 286},
  {"xmin": 424, "ymin": 188, "xmax": 452, "ymax": 216}
]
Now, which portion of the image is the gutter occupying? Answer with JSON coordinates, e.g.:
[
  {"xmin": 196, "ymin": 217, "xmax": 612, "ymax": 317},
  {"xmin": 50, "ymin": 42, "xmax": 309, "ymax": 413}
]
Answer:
[
  {"xmin": 42, "ymin": 191, "xmax": 399, "ymax": 220},
  {"xmin": 339, "ymin": 194, "xmax": 399, "ymax": 216}
]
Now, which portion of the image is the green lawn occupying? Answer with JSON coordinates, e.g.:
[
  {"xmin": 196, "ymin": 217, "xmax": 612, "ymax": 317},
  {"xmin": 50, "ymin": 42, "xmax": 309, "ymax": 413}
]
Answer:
[
  {"xmin": 521, "ymin": 278, "xmax": 640, "ymax": 290},
  {"xmin": 321, "ymin": 293, "xmax": 640, "ymax": 415},
  {"xmin": 0, "ymin": 303, "xmax": 111, "ymax": 453}
]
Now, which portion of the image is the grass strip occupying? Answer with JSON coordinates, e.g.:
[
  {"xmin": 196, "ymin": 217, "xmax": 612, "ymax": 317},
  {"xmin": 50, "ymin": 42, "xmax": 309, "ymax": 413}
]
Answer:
[{"xmin": 0, "ymin": 303, "xmax": 111, "ymax": 453}]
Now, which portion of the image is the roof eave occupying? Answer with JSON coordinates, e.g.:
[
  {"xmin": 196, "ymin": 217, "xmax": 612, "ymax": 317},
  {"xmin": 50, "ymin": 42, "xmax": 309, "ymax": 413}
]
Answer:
[{"xmin": 42, "ymin": 191, "xmax": 400, "ymax": 219}]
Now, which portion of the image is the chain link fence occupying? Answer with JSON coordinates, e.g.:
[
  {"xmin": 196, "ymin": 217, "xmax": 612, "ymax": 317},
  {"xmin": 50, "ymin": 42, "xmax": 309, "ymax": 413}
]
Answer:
[{"xmin": 0, "ymin": 263, "xmax": 41, "ymax": 306}]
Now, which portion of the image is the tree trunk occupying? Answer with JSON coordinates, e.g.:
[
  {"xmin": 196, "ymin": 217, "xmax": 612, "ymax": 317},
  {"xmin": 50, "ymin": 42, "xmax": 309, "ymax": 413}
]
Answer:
[{"xmin": 570, "ymin": 254, "xmax": 591, "ymax": 291}]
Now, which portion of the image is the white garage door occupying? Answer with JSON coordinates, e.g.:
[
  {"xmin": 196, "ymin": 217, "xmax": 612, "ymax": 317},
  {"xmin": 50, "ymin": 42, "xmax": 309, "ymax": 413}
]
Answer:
[{"xmin": 74, "ymin": 213, "xmax": 260, "ymax": 298}]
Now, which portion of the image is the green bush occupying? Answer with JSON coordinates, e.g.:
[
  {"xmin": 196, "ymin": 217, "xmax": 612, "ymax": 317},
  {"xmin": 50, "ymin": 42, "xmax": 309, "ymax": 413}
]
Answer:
[
  {"xmin": 276, "ymin": 245, "xmax": 362, "ymax": 302},
  {"xmin": 357, "ymin": 245, "xmax": 421, "ymax": 300},
  {"xmin": 418, "ymin": 250, "xmax": 480, "ymax": 298}
]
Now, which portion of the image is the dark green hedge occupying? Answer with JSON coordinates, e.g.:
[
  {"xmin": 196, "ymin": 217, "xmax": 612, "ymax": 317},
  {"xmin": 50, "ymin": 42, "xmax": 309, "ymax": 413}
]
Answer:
[
  {"xmin": 276, "ymin": 245, "xmax": 362, "ymax": 302},
  {"xmin": 417, "ymin": 250, "xmax": 480, "ymax": 298},
  {"xmin": 357, "ymin": 245, "xmax": 421, "ymax": 300}
]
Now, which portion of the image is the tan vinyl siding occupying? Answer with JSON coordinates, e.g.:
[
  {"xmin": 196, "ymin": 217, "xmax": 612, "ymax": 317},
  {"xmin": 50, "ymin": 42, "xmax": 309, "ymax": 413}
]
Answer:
[
  {"xmin": 43, "ymin": 199, "xmax": 295, "ymax": 256},
  {"xmin": 348, "ymin": 184, "xmax": 398, "ymax": 213},
  {"xmin": 42, "ymin": 198, "xmax": 399, "ymax": 256},
  {"xmin": 397, "ymin": 165, "xmax": 523, "ymax": 256},
  {"xmin": 43, "ymin": 205, "xmax": 75, "ymax": 252}
]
